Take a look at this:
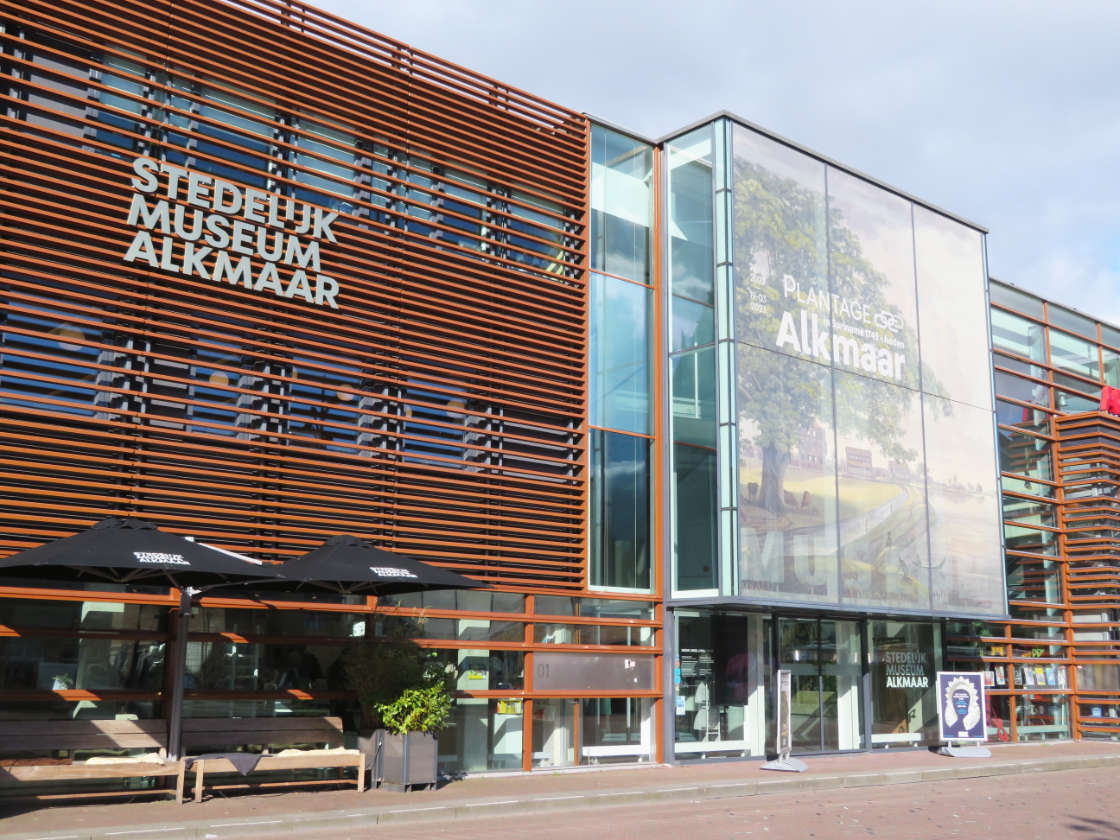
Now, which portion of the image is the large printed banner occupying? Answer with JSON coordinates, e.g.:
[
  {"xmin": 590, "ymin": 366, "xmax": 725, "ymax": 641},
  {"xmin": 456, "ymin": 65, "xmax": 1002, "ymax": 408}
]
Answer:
[{"xmin": 936, "ymin": 671, "xmax": 987, "ymax": 742}]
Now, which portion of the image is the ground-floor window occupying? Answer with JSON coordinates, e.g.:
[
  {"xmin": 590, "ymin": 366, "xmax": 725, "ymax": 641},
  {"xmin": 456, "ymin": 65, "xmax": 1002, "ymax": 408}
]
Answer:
[{"xmin": 671, "ymin": 609, "xmax": 944, "ymax": 758}]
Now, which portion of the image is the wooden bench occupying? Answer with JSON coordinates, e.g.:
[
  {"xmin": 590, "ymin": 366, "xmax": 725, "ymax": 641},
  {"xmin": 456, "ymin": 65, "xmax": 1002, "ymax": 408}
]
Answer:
[
  {"xmin": 182, "ymin": 716, "xmax": 365, "ymax": 803},
  {"xmin": 0, "ymin": 719, "xmax": 185, "ymax": 803}
]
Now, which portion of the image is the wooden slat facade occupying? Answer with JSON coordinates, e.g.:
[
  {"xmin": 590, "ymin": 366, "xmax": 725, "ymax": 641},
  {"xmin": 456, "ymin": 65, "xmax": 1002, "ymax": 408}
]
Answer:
[
  {"xmin": 0, "ymin": 0, "xmax": 591, "ymax": 589},
  {"xmin": 1055, "ymin": 411, "xmax": 1120, "ymax": 737}
]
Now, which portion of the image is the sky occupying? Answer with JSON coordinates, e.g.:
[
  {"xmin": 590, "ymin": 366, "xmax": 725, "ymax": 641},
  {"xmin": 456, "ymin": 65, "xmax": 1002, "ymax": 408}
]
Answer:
[{"xmin": 314, "ymin": 0, "xmax": 1120, "ymax": 324}]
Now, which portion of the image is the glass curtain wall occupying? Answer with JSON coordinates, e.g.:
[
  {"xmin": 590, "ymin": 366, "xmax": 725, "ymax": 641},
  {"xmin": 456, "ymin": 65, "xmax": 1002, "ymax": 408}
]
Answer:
[
  {"xmin": 726, "ymin": 120, "xmax": 1002, "ymax": 616},
  {"xmin": 668, "ymin": 126, "xmax": 718, "ymax": 594},
  {"xmin": 589, "ymin": 125, "xmax": 654, "ymax": 593}
]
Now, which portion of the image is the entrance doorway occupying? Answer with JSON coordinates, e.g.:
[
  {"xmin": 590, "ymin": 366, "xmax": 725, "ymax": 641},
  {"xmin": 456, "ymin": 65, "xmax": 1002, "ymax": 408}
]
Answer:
[{"xmin": 775, "ymin": 617, "xmax": 863, "ymax": 752}]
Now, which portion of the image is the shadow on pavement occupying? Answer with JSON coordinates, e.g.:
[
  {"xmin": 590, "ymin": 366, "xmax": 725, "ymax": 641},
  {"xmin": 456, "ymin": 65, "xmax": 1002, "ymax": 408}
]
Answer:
[{"xmin": 1067, "ymin": 816, "xmax": 1120, "ymax": 839}]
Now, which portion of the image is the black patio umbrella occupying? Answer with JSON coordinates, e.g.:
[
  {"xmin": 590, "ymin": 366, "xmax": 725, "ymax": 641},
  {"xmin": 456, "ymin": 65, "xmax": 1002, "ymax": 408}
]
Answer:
[
  {"xmin": 278, "ymin": 534, "xmax": 483, "ymax": 596},
  {"xmin": 0, "ymin": 517, "xmax": 286, "ymax": 759},
  {"xmin": 0, "ymin": 516, "xmax": 285, "ymax": 589}
]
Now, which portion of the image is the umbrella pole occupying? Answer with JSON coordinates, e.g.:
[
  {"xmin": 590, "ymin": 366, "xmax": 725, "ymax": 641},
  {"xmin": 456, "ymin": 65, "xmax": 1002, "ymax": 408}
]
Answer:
[{"xmin": 167, "ymin": 587, "xmax": 194, "ymax": 760}]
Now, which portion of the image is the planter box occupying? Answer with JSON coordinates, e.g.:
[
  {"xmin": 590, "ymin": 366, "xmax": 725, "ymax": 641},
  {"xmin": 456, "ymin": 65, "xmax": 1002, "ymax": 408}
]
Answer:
[{"xmin": 363, "ymin": 730, "xmax": 437, "ymax": 792}]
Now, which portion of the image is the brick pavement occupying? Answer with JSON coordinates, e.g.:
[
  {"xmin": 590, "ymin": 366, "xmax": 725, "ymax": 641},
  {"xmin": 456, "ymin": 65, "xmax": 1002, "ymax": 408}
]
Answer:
[{"xmin": 2, "ymin": 740, "xmax": 1119, "ymax": 840}]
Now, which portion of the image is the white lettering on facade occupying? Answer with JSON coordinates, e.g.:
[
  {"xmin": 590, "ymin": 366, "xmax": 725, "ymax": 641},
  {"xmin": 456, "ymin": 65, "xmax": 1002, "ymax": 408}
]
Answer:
[{"xmin": 119, "ymin": 157, "xmax": 342, "ymax": 309}]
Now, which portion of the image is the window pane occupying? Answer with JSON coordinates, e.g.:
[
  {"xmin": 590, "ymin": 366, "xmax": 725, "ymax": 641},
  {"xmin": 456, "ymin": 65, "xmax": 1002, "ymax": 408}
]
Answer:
[
  {"xmin": 439, "ymin": 699, "xmax": 523, "ymax": 772},
  {"xmin": 1049, "ymin": 329, "xmax": 1099, "ymax": 379},
  {"xmin": 835, "ymin": 370, "xmax": 929, "ymax": 611},
  {"xmin": 869, "ymin": 621, "xmax": 940, "ymax": 747},
  {"xmin": 668, "ymin": 127, "xmax": 714, "ymax": 305},
  {"xmin": 674, "ymin": 444, "xmax": 717, "ymax": 591},
  {"xmin": 589, "ymin": 430, "xmax": 651, "ymax": 591},
  {"xmin": 670, "ymin": 296, "xmax": 714, "ymax": 351},
  {"xmin": 994, "ymin": 371, "xmax": 1050, "ymax": 409},
  {"xmin": 914, "ymin": 207, "xmax": 991, "ymax": 410},
  {"xmin": 923, "ymin": 394, "xmax": 1004, "ymax": 615},
  {"xmin": 1006, "ymin": 554, "xmax": 1062, "ymax": 602},
  {"xmin": 292, "ymin": 119, "xmax": 360, "ymax": 215},
  {"xmin": 590, "ymin": 126, "xmax": 652, "ymax": 283},
  {"xmin": 991, "ymin": 308, "xmax": 1046, "ymax": 362},
  {"xmin": 997, "ymin": 425, "xmax": 1053, "ymax": 481},
  {"xmin": 590, "ymin": 274, "xmax": 651, "ymax": 433},
  {"xmin": 1047, "ymin": 304, "xmax": 1095, "ymax": 338},
  {"xmin": 990, "ymin": 282, "xmax": 1045, "ymax": 318},
  {"xmin": 670, "ymin": 347, "xmax": 716, "ymax": 447}
]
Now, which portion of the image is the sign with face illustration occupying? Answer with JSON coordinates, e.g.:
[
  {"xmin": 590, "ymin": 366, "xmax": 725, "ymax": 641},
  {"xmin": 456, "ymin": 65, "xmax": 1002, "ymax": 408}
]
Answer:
[{"xmin": 936, "ymin": 671, "xmax": 987, "ymax": 741}]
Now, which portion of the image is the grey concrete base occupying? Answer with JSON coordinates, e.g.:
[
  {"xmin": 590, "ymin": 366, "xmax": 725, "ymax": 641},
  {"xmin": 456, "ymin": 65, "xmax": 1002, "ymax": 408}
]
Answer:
[
  {"xmin": 760, "ymin": 756, "xmax": 808, "ymax": 772},
  {"xmin": 939, "ymin": 745, "xmax": 992, "ymax": 758}
]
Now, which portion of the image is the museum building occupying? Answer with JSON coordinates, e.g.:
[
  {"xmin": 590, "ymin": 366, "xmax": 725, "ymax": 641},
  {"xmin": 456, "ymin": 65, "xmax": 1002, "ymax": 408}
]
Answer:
[{"xmin": 0, "ymin": 0, "xmax": 1107, "ymax": 787}]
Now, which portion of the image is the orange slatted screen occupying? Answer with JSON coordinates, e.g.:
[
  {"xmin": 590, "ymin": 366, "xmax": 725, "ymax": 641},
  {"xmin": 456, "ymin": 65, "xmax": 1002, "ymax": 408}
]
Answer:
[{"xmin": 0, "ymin": 0, "xmax": 590, "ymax": 589}]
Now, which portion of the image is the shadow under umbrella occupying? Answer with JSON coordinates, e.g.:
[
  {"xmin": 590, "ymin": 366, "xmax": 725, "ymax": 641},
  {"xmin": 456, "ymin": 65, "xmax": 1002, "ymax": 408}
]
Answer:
[{"xmin": 0, "ymin": 517, "xmax": 287, "ymax": 758}]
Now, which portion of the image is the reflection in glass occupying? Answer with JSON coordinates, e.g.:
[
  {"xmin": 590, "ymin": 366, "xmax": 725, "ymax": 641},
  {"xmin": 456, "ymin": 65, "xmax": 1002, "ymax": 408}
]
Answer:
[
  {"xmin": 737, "ymin": 346, "xmax": 838, "ymax": 603},
  {"xmin": 581, "ymin": 698, "xmax": 652, "ymax": 764},
  {"xmin": 0, "ymin": 637, "xmax": 164, "ymax": 692},
  {"xmin": 1054, "ymin": 386, "xmax": 1099, "ymax": 413},
  {"xmin": 590, "ymin": 126, "xmax": 652, "ymax": 283},
  {"xmin": 534, "ymin": 596, "xmax": 656, "ymax": 621},
  {"xmin": 589, "ymin": 430, "xmax": 651, "ymax": 591},
  {"xmin": 1105, "ymin": 348, "xmax": 1120, "ymax": 387},
  {"xmin": 1003, "ymin": 524, "xmax": 1058, "ymax": 557},
  {"xmin": 834, "ymin": 370, "xmax": 929, "ymax": 610},
  {"xmin": 438, "ymin": 698, "xmax": 523, "ymax": 772},
  {"xmin": 994, "ymin": 370, "xmax": 1050, "ymax": 411},
  {"xmin": 731, "ymin": 125, "xmax": 827, "ymax": 361},
  {"xmin": 674, "ymin": 444, "xmax": 718, "ymax": 591},
  {"xmin": 997, "ymin": 426, "xmax": 1053, "ymax": 482},
  {"xmin": 670, "ymin": 296, "xmax": 715, "ymax": 351},
  {"xmin": 667, "ymin": 127, "xmax": 714, "ymax": 304},
  {"xmin": 1047, "ymin": 305, "xmax": 1095, "ymax": 338},
  {"xmin": 990, "ymin": 282, "xmax": 1045, "ymax": 318},
  {"xmin": 671, "ymin": 347, "xmax": 716, "ymax": 447},
  {"xmin": 532, "ymin": 698, "xmax": 576, "ymax": 768},
  {"xmin": 776, "ymin": 618, "xmax": 862, "ymax": 752},
  {"xmin": 990, "ymin": 308, "xmax": 1046, "ymax": 361},
  {"xmin": 674, "ymin": 612, "xmax": 751, "ymax": 757},
  {"xmin": 1006, "ymin": 554, "xmax": 1062, "ymax": 602},
  {"xmin": 923, "ymin": 394, "xmax": 1004, "ymax": 615},
  {"xmin": 1049, "ymin": 329, "xmax": 1099, "ymax": 379},
  {"xmin": 378, "ymin": 590, "xmax": 525, "ymax": 613},
  {"xmin": 534, "ymin": 624, "xmax": 654, "ymax": 646},
  {"xmin": 590, "ymin": 273, "xmax": 651, "ymax": 433},
  {"xmin": 827, "ymin": 168, "xmax": 919, "ymax": 389},
  {"xmin": 914, "ymin": 207, "xmax": 991, "ymax": 409},
  {"xmin": 1015, "ymin": 694, "xmax": 1069, "ymax": 741}
]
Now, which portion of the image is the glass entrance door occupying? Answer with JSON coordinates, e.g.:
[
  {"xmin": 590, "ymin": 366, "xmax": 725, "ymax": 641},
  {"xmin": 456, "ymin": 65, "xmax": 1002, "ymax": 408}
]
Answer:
[{"xmin": 777, "ymin": 617, "xmax": 863, "ymax": 752}]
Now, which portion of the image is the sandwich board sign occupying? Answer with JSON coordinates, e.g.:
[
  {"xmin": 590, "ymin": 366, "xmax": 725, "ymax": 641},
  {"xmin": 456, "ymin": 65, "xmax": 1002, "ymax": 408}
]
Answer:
[
  {"xmin": 936, "ymin": 671, "xmax": 990, "ymax": 758},
  {"xmin": 761, "ymin": 669, "xmax": 806, "ymax": 772}
]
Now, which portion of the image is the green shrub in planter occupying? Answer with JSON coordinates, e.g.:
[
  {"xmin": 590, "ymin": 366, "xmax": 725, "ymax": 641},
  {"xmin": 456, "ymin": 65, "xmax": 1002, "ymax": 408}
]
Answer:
[{"xmin": 375, "ymin": 678, "xmax": 453, "ymax": 735}]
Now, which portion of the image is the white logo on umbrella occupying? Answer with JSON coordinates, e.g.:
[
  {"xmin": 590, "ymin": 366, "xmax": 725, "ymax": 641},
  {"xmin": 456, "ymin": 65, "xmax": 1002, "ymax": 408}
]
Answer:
[
  {"xmin": 134, "ymin": 552, "xmax": 190, "ymax": 566},
  {"xmin": 369, "ymin": 566, "xmax": 417, "ymax": 578}
]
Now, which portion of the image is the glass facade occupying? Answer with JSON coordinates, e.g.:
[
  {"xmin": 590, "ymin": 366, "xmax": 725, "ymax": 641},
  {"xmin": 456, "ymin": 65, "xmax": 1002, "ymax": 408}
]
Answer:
[
  {"xmin": 588, "ymin": 125, "xmax": 655, "ymax": 594},
  {"xmin": 670, "ymin": 117, "xmax": 1003, "ymax": 617}
]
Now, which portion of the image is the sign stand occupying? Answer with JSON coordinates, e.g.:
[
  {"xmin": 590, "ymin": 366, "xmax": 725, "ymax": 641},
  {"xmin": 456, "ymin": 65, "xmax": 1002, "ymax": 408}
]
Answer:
[
  {"xmin": 935, "ymin": 671, "xmax": 991, "ymax": 759},
  {"xmin": 761, "ymin": 669, "xmax": 807, "ymax": 773}
]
